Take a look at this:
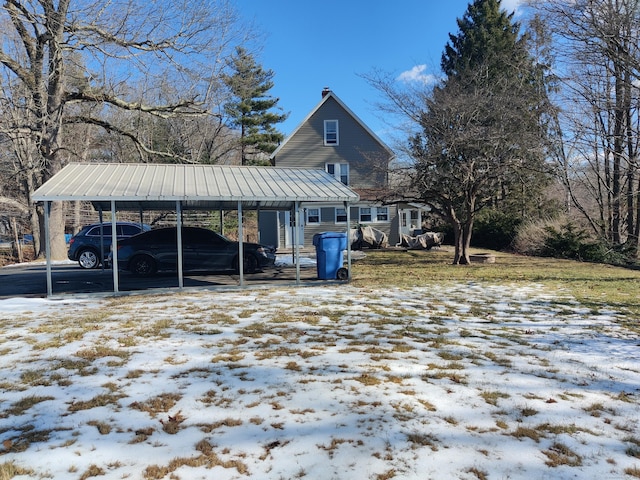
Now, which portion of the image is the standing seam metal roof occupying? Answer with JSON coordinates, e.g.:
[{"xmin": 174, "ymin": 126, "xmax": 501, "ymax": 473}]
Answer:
[{"xmin": 32, "ymin": 163, "xmax": 360, "ymax": 210}]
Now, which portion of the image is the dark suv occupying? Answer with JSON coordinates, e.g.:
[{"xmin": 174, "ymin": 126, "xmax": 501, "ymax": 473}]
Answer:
[
  {"xmin": 111, "ymin": 226, "xmax": 276, "ymax": 276},
  {"xmin": 68, "ymin": 222, "xmax": 150, "ymax": 269}
]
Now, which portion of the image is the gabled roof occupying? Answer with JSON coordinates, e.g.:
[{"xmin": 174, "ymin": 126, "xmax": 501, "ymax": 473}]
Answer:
[
  {"xmin": 32, "ymin": 163, "xmax": 359, "ymax": 211},
  {"xmin": 271, "ymin": 90, "xmax": 394, "ymax": 159}
]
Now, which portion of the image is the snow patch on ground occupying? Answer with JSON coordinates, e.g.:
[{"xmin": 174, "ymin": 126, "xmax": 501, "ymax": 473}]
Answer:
[{"xmin": 0, "ymin": 283, "xmax": 639, "ymax": 479}]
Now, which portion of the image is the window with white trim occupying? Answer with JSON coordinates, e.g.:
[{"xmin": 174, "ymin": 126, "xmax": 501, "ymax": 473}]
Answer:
[
  {"xmin": 360, "ymin": 207, "xmax": 372, "ymax": 223},
  {"xmin": 307, "ymin": 208, "xmax": 320, "ymax": 224},
  {"xmin": 335, "ymin": 207, "xmax": 347, "ymax": 223},
  {"xmin": 324, "ymin": 120, "xmax": 339, "ymax": 145},
  {"xmin": 326, "ymin": 163, "xmax": 349, "ymax": 185},
  {"xmin": 358, "ymin": 206, "xmax": 388, "ymax": 223}
]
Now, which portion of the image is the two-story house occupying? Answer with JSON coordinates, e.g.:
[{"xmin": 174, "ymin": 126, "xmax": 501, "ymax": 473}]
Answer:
[{"xmin": 258, "ymin": 88, "xmax": 426, "ymax": 249}]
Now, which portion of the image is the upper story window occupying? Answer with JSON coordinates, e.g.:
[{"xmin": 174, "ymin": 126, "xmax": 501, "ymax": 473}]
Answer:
[
  {"xmin": 324, "ymin": 120, "xmax": 339, "ymax": 146},
  {"xmin": 326, "ymin": 163, "xmax": 349, "ymax": 185}
]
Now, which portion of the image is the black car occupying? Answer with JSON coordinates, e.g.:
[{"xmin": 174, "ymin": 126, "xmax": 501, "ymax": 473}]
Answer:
[
  {"xmin": 110, "ymin": 226, "xmax": 276, "ymax": 276},
  {"xmin": 68, "ymin": 222, "xmax": 151, "ymax": 269}
]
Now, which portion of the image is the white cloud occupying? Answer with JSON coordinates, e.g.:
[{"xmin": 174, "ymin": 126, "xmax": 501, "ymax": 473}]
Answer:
[
  {"xmin": 501, "ymin": 0, "xmax": 525, "ymax": 15},
  {"xmin": 397, "ymin": 64, "xmax": 437, "ymax": 85}
]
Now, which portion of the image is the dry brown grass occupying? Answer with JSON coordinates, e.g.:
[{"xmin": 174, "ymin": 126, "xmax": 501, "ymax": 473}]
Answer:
[
  {"xmin": 351, "ymin": 248, "xmax": 640, "ymax": 331},
  {"xmin": 542, "ymin": 442, "xmax": 583, "ymax": 467}
]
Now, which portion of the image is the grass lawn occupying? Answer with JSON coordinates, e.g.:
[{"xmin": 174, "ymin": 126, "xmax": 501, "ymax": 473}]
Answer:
[
  {"xmin": 352, "ymin": 247, "xmax": 640, "ymax": 333},
  {"xmin": 1, "ymin": 248, "xmax": 639, "ymax": 479}
]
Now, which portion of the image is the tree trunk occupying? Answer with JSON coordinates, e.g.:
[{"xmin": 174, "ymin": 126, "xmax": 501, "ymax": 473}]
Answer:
[
  {"xmin": 31, "ymin": 205, "xmax": 43, "ymax": 259},
  {"xmin": 451, "ymin": 220, "xmax": 473, "ymax": 265},
  {"xmin": 47, "ymin": 202, "xmax": 67, "ymax": 260},
  {"xmin": 452, "ymin": 221, "xmax": 464, "ymax": 265},
  {"xmin": 11, "ymin": 217, "xmax": 23, "ymax": 264}
]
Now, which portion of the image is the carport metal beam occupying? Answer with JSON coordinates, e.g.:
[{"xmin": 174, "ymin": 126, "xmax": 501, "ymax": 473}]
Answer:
[
  {"xmin": 176, "ymin": 201, "xmax": 184, "ymax": 289},
  {"xmin": 295, "ymin": 201, "xmax": 301, "ymax": 285},
  {"xmin": 345, "ymin": 201, "xmax": 352, "ymax": 281},
  {"xmin": 44, "ymin": 201, "xmax": 52, "ymax": 297},
  {"xmin": 238, "ymin": 200, "xmax": 244, "ymax": 286},
  {"xmin": 111, "ymin": 201, "xmax": 119, "ymax": 293}
]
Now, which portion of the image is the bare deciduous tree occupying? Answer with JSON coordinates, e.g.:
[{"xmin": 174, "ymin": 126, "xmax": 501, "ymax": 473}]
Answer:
[
  {"xmin": 0, "ymin": 0, "xmax": 250, "ymax": 259},
  {"xmin": 529, "ymin": 0, "xmax": 640, "ymax": 258},
  {"xmin": 367, "ymin": 0, "xmax": 552, "ymax": 264}
]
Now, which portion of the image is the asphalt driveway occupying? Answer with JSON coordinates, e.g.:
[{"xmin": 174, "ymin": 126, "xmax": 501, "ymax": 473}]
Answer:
[{"xmin": 0, "ymin": 261, "xmax": 321, "ymax": 298}]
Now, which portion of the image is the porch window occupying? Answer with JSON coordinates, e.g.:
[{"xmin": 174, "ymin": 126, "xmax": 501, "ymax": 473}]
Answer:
[
  {"xmin": 324, "ymin": 120, "xmax": 339, "ymax": 145},
  {"xmin": 335, "ymin": 207, "xmax": 347, "ymax": 223},
  {"xmin": 307, "ymin": 208, "xmax": 320, "ymax": 224},
  {"xmin": 360, "ymin": 207, "xmax": 372, "ymax": 223}
]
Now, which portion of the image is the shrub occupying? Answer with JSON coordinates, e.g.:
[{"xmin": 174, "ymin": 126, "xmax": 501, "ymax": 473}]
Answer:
[
  {"xmin": 424, "ymin": 209, "xmax": 521, "ymax": 250},
  {"xmin": 514, "ymin": 216, "xmax": 621, "ymax": 263},
  {"xmin": 540, "ymin": 223, "xmax": 603, "ymax": 261},
  {"xmin": 472, "ymin": 210, "xmax": 522, "ymax": 251}
]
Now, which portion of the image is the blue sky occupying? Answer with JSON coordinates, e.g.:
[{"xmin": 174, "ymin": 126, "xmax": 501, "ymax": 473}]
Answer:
[{"xmin": 235, "ymin": 0, "xmax": 525, "ymax": 145}]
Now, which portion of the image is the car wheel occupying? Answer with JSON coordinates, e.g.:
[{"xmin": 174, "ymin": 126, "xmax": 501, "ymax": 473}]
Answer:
[
  {"xmin": 235, "ymin": 254, "xmax": 258, "ymax": 274},
  {"xmin": 130, "ymin": 255, "xmax": 157, "ymax": 276},
  {"xmin": 243, "ymin": 254, "xmax": 259, "ymax": 274},
  {"xmin": 78, "ymin": 249, "xmax": 99, "ymax": 269}
]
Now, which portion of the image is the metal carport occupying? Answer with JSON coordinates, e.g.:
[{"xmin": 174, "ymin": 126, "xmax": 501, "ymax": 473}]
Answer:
[{"xmin": 31, "ymin": 163, "xmax": 360, "ymax": 296}]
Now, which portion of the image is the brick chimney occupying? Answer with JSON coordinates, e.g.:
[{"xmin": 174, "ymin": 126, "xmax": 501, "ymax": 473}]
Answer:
[{"xmin": 321, "ymin": 87, "xmax": 331, "ymax": 98}]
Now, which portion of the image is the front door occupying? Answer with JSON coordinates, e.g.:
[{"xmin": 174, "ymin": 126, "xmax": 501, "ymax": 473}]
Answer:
[
  {"xmin": 284, "ymin": 211, "xmax": 304, "ymax": 247},
  {"xmin": 399, "ymin": 209, "xmax": 422, "ymax": 237}
]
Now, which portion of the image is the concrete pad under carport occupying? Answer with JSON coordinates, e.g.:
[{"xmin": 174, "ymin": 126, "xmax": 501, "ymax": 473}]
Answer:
[{"xmin": 0, "ymin": 260, "xmax": 339, "ymax": 299}]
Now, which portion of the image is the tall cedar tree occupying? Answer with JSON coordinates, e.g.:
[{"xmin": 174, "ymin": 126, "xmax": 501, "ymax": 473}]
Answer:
[
  {"xmin": 223, "ymin": 47, "xmax": 288, "ymax": 165},
  {"xmin": 412, "ymin": 0, "xmax": 551, "ymax": 264}
]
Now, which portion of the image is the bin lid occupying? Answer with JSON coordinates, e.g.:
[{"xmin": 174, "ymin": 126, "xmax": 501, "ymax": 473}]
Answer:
[
  {"xmin": 315, "ymin": 232, "xmax": 347, "ymax": 238},
  {"xmin": 313, "ymin": 231, "xmax": 346, "ymax": 246}
]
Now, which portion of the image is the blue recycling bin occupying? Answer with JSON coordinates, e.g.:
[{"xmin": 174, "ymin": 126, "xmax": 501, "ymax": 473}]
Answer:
[{"xmin": 313, "ymin": 232, "xmax": 348, "ymax": 280}]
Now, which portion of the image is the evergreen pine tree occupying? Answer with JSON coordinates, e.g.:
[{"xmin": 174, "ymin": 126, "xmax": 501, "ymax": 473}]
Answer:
[
  {"xmin": 412, "ymin": 0, "xmax": 552, "ymax": 264},
  {"xmin": 223, "ymin": 47, "xmax": 289, "ymax": 165},
  {"xmin": 442, "ymin": 0, "xmax": 520, "ymax": 80}
]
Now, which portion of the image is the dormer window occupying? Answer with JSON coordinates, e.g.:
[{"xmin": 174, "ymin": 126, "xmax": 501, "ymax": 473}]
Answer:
[{"xmin": 324, "ymin": 120, "xmax": 339, "ymax": 146}]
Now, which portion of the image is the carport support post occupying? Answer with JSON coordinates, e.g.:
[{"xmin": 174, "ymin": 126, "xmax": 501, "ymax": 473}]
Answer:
[
  {"xmin": 111, "ymin": 201, "xmax": 119, "ymax": 293},
  {"xmin": 345, "ymin": 201, "xmax": 352, "ymax": 281},
  {"xmin": 176, "ymin": 201, "xmax": 184, "ymax": 289},
  {"xmin": 237, "ymin": 201, "xmax": 244, "ymax": 286},
  {"xmin": 294, "ymin": 201, "xmax": 301, "ymax": 285},
  {"xmin": 256, "ymin": 202, "xmax": 261, "ymax": 243},
  {"xmin": 98, "ymin": 207, "xmax": 104, "ymax": 272},
  {"xmin": 44, "ymin": 201, "xmax": 52, "ymax": 297}
]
